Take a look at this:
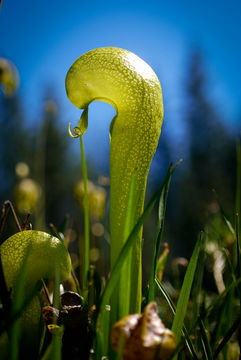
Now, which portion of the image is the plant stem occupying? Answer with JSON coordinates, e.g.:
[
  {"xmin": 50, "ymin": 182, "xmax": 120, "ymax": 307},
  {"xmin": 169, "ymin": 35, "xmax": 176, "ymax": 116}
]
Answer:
[{"xmin": 80, "ymin": 135, "xmax": 90, "ymax": 297}]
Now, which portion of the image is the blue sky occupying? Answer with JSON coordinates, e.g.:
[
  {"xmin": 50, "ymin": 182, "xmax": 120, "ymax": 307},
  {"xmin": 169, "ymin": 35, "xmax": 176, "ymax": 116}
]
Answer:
[{"xmin": 0, "ymin": 0, "xmax": 241, "ymax": 166}]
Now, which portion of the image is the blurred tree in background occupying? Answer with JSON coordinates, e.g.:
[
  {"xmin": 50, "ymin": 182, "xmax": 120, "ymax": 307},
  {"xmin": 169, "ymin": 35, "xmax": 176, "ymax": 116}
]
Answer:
[
  {"xmin": 165, "ymin": 51, "xmax": 237, "ymax": 257},
  {"xmin": 0, "ymin": 89, "xmax": 78, "ymax": 236},
  {"xmin": 0, "ymin": 95, "xmax": 33, "ymax": 200},
  {"xmin": 33, "ymin": 91, "xmax": 74, "ymax": 230}
]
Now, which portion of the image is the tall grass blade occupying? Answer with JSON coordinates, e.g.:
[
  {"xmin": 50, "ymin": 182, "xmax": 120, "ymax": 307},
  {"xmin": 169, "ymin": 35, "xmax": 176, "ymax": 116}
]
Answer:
[
  {"xmin": 213, "ymin": 317, "xmax": 240, "ymax": 358},
  {"xmin": 222, "ymin": 248, "xmax": 240, "ymax": 298},
  {"xmin": 212, "ymin": 214, "xmax": 239, "ymax": 351},
  {"xmin": 155, "ymin": 278, "xmax": 198, "ymax": 359},
  {"xmin": 58, "ymin": 215, "xmax": 69, "ymax": 235},
  {"xmin": 51, "ymin": 260, "xmax": 62, "ymax": 360},
  {"xmin": 224, "ymin": 216, "xmax": 235, "ymax": 236},
  {"xmin": 212, "ymin": 189, "xmax": 235, "ymax": 235},
  {"xmin": 51, "ymin": 333, "xmax": 62, "ymax": 360},
  {"xmin": 155, "ymin": 244, "xmax": 169, "ymax": 281},
  {"xmin": 199, "ymin": 317, "xmax": 213, "ymax": 360},
  {"xmin": 235, "ymin": 213, "xmax": 240, "ymax": 283},
  {"xmin": 40, "ymin": 343, "xmax": 52, "ymax": 360},
  {"xmin": 95, "ymin": 304, "xmax": 111, "ymax": 358},
  {"xmin": 119, "ymin": 173, "xmax": 136, "ymax": 317},
  {"xmin": 204, "ymin": 277, "xmax": 241, "ymax": 321},
  {"xmin": 171, "ymin": 232, "xmax": 202, "ymax": 345},
  {"xmin": 71, "ymin": 264, "xmax": 81, "ymax": 294},
  {"xmin": 49, "ymin": 222, "xmax": 81, "ymax": 294},
  {"xmin": 9, "ymin": 245, "xmax": 31, "ymax": 360},
  {"xmin": 191, "ymin": 233, "xmax": 205, "ymax": 326},
  {"xmin": 148, "ymin": 164, "xmax": 173, "ymax": 302}
]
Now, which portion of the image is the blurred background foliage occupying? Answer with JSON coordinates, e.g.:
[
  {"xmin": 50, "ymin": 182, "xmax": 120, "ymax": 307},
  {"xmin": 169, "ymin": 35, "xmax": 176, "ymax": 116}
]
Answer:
[{"xmin": 0, "ymin": 49, "xmax": 239, "ymax": 284}]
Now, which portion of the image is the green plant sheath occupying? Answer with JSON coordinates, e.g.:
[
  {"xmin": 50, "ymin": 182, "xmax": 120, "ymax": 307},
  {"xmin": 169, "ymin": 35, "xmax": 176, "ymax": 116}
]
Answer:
[{"xmin": 65, "ymin": 47, "xmax": 164, "ymax": 320}]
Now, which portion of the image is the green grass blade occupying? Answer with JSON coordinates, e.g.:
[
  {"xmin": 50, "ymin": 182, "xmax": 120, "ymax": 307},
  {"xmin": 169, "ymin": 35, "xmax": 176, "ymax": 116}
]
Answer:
[
  {"xmin": 155, "ymin": 244, "xmax": 169, "ymax": 283},
  {"xmin": 57, "ymin": 215, "xmax": 69, "ymax": 235},
  {"xmin": 171, "ymin": 232, "xmax": 202, "ymax": 345},
  {"xmin": 80, "ymin": 134, "xmax": 90, "ymax": 297},
  {"xmin": 40, "ymin": 343, "xmax": 52, "ymax": 360},
  {"xmin": 235, "ymin": 213, "xmax": 240, "ymax": 282},
  {"xmin": 49, "ymin": 222, "xmax": 81, "ymax": 295},
  {"xmin": 51, "ymin": 259, "xmax": 62, "ymax": 360},
  {"xmin": 212, "ymin": 189, "xmax": 235, "ymax": 235},
  {"xmin": 211, "ymin": 213, "xmax": 240, "ymax": 352},
  {"xmin": 51, "ymin": 332, "xmax": 62, "ymax": 360},
  {"xmin": 191, "ymin": 232, "xmax": 206, "ymax": 326},
  {"xmin": 211, "ymin": 285, "xmax": 235, "ymax": 355},
  {"xmin": 155, "ymin": 278, "xmax": 176, "ymax": 313},
  {"xmin": 95, "ymin": 304, "xmax": 111, "ymax": 358},
  {"xmin": 148, "ymin": 165, "xmax": 173, "ymax": 302},
  {"xmin": 119, "ymin": 173, "xmax": 136, "ymax": 317},
  {"xmin": 235, "ymin": 213, "xmax": 241, "ymax": 317},
  {"xmin": 155, "ymin": 278, "xmax": 198, "ymax": 359},
  {"xmin": 204, "ymin": 277, "xmax": 241, "ymax": 321},
  {"xmin": 222, "ymin": 248, "xmax": 241, "ymax": 298},
  {"xmin": 222, "ymin": 213, "xmax": 235, "ymax": 236},
  {"xmin": 199, "ymin": 318, "xmax": 213, "ymax": 360},
  {"xmin": 9, "ymin": 245, "xmax": 32, "ymax": 360},
  {"xmin": 71, "ymin": 264, "xmax": 81, "ymax": 295},
  {"xmin": 213, "ymin": 317, "xmax": 240, "ymax": 358}
]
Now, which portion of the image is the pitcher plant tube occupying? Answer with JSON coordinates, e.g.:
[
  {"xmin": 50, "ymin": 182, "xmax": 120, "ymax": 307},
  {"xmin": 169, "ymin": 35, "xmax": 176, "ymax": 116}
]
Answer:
[{"xmin": 65, "ymin": 47, "xmax": 164, "ymax": 323}]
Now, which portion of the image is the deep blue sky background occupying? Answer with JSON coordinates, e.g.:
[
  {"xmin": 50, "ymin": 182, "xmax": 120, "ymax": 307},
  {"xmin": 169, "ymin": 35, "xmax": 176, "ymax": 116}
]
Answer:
[{"xmin": 0, "ymin": 0, "xmax": 241, "ymax": 167}]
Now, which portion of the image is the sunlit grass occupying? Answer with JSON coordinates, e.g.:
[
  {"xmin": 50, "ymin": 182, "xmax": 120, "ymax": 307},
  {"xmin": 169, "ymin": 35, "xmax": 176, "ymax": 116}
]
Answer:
[{"xmin": 0, "ymin": 141, "xmax": 240, "ymax": 360}]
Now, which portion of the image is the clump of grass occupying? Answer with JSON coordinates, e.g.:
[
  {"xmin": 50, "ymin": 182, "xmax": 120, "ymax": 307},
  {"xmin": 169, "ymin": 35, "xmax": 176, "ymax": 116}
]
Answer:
[{"xmin": 0, "ymin": 139, "xmax": 240, "ymax": 359}]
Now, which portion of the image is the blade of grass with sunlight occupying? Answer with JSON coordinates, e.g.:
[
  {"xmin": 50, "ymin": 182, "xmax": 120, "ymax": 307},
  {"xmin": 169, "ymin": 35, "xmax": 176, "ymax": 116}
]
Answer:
[
  {"xmin": 119, "ymin": 173, "xmax": 136, "ymax": 318},
  {"xmin": 51, "ymin": 261, "xmax": 62, "ymax": 360},
  {"xmin": 171, "ymin": 232, "xmax": 202, "ymax": 347},
  {"xmin": 147, "ymin": 163, "xmax": 174, "ymax": 302},
  {"xmin": 155, "ymin": 278, "xmax": 198, "ymax": 359},
  {"xmin": 199, "ymin": 317, "xmax": 213, "ymax": 360},
  {"xmin": 9, "ymin": 245, "xmax": 32, "ymax": 360}
]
